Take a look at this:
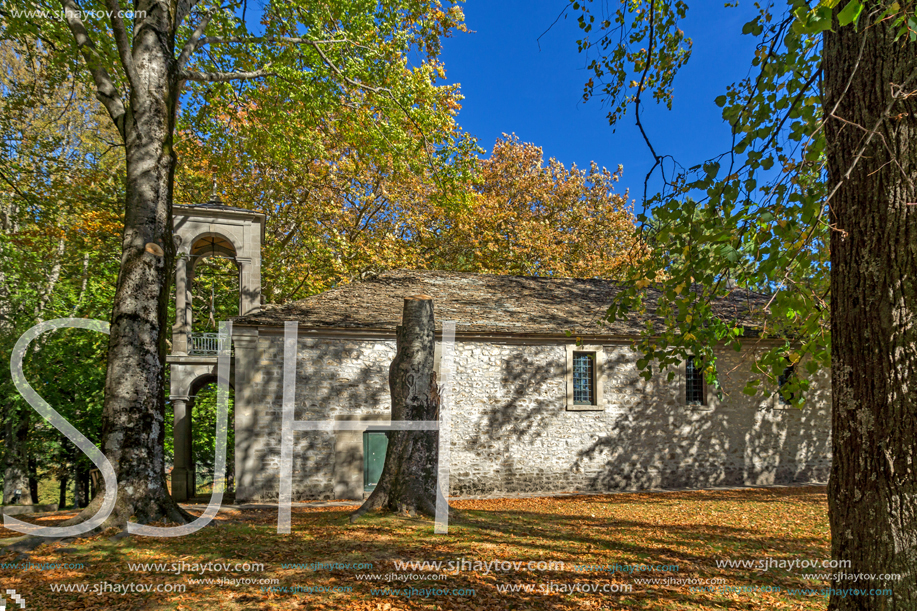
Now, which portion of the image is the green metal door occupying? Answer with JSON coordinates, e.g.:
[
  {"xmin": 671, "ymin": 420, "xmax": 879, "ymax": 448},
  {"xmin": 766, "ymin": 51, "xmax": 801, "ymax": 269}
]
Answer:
[{"xmin": 363, "ymin": 431, "xmax": 388, "ymax": 492}]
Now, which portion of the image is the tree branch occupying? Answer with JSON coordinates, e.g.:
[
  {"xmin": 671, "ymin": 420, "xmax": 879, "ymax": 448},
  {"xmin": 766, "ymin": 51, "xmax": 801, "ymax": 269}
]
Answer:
[
  {"xmin": 180, "ymin": 67, "xmax": 275, "ymax": 82},
  {"xmin": 194, "ymin": 35, "xmax": 386, "ymax": 94},
  {"xmin": 105, "ymin": 0, "xmax": 138, "ymax": 85},
  {"xmin": 174, "ymin": 0, "xmax": 203, "ymax": 31},
  {"xmin": 197, "ymin": 36, "xmax": 349, "ymax": 46},
  {"xmin": 177, "ymin": 6, "xmax": 222, "ymax": 69},
  {"xmin": 303, "ymin": 39, "xmax": 387, "ymax": 94},
  {"xmin": 58, "ymin": 0, "xmax": 127, "ymax": 139}
]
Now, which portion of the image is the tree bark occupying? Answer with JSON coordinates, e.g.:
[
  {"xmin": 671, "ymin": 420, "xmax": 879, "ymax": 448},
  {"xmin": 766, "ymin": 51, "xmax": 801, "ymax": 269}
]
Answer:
[
  {"xmin": 58, "ymin": 474, "xmax": 68, "ymax": 509},
  {"xmin": 27, "ymin": 455, "xmax": 38, "ymax": 504},
  {"xmin": 58, "ymin": 0, "xmax": 194, "ymax": 531},
  {"xmin": 824, "ymin": 10, "xmax": 917, "ymax": 610},
  {"xmin": 75, "ymin": 465, "xmax": 91, "ymax": 509},
  {"xmin": 3, "ymin": 409, "xmax": 33, "ymax": 505},
  {"xmin": 351, "ymin": 296, "xmax": 446, "ymax": 521}
]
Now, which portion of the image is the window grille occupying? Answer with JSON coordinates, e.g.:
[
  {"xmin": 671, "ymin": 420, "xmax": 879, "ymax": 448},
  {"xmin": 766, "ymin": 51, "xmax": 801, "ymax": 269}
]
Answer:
[
  {"xmin": 573, "ymin": 352, "xmax": 596, "ymax": 405},
  {"xmin": 686, "ymin": 356, "xmax": 705, "ymax": 405},
  {"xmin": 778, "ymin": 365, "xmax": 795, "ymax": 405}
]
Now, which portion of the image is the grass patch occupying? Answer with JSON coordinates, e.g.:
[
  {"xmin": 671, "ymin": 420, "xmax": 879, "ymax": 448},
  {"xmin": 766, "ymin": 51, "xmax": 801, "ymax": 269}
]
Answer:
[{"xmin": 0, "ymin": 486, "xmax": 833, "ymax": 610}]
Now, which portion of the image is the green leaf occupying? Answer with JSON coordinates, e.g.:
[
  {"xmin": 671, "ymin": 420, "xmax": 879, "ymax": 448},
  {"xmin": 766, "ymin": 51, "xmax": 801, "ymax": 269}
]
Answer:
[
  {"xmin": 719, "ymin": 244, "xmax": 740, "ymax": 263},
  {"xmin": 837, "ymin": 0, "xmax": 863, "ymax": 26},
  {"xmin": 715, "ymin": 94, "xmax": 728, "ymax": 107}
]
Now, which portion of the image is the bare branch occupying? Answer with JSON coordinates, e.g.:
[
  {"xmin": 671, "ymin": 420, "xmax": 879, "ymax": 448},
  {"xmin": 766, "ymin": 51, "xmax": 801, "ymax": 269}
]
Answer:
[
  {"xmin": 180, "ymin": 67, "xmax": 275, "ymax": 82},
  {"xmin": 199, "ymin": 36, "xmax": 349, "ymax": 45},
  {"xmin": 58, "ymin": 0, "xmax": 127, "ymax": 139},
  {"xmin": 105, "ymin": 0, "xmax": 138, "ymax": 85},
  {"xmin": 634, "ymin": 3, "xmax": 661, "ymax": 214}
]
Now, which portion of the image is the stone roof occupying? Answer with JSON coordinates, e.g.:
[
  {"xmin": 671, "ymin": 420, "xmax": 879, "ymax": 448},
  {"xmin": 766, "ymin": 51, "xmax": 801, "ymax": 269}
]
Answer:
[{"xmin": 232, "ymin": 270, "xmax": 769, "ymax": 337}]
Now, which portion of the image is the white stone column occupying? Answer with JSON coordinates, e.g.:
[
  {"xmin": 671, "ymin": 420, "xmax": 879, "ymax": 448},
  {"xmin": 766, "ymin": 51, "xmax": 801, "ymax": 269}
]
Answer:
[
  {"xmin": 236, "ymin": 257, "xmax": 261, "ymax": 316},
  {"xmin": 171, "ymin": 256, "xmax": 193, "ymax": 354},
  {"xmin": 171, "ymin": 395, "xmax": 194, "ymax": 501}
]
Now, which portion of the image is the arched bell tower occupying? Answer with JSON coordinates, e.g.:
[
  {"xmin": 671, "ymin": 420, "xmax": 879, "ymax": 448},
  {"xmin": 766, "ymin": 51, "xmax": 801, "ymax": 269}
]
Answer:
[
  {"xmin": 171, "ymin": 200, "xmax": 265, "ymax": 353},
  {"xmin": 167, "ymin": 199, "xmax": 265, "ymax": 501}
]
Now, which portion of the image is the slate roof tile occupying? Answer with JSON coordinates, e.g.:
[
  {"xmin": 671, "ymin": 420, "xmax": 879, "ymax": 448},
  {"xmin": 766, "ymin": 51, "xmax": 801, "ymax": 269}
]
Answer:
[{"xmin": 232, "ymin": 269, "xmax": 769, "ymax": 336}]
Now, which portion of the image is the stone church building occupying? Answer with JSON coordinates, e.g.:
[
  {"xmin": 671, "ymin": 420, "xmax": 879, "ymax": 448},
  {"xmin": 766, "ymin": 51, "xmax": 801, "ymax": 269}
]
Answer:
[{"xmin": 167, "ymin": 203, "xmax": 832, "ymax": 503}]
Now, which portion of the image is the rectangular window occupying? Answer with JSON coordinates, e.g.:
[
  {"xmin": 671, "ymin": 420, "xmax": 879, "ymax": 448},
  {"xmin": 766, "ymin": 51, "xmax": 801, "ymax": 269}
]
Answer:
[
  {"xmin": 565, "ymin": 345, "xmax": 604, "ymax": 411},
  {"xmin": 778, "ymin": 365, "xmax": 795, "ymax": 405},
  {"xmin": 686, "ymin": 356, "xmax": 705, "ymax": 405},
  {"xmin": 572, "ymin": 352, "xmax": 596, "ymax": 405}
]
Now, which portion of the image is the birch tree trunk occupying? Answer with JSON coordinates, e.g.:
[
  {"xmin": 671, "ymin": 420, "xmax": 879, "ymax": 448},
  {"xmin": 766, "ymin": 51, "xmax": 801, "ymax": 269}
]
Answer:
[
  {"xmin": 351, "ymin": 296, "xmax": 444, "ymax": 520},
  {"xmin": 824, "ymin": 9, "xmax": 917, "ymax": 610}
]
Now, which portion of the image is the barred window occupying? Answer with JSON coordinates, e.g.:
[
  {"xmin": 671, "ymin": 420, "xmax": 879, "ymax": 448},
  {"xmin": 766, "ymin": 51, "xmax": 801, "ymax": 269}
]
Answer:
[
  {"xmin": 778, "ymin": 365, "xmax": 795, "ymax": 405},
  {"xmin": 572, "ymin": 352, "xmax": 596, "ymax": 405},
  {"xmin": 686, "ymin": 356, "xmax": 705, "ymax": 405},
  {"xmin": 565, "ymin": 345, "xmax": 604, "ymax": 411}
]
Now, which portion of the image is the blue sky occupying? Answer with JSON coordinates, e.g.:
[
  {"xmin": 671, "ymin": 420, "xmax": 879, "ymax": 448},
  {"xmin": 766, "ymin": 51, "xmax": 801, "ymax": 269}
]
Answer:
[{"xmin": 439, "ymin": 2, "xmax": 763, "ymax": 205}]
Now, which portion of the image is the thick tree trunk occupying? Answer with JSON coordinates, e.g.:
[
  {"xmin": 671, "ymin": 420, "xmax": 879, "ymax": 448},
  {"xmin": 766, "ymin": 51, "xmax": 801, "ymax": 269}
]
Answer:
[
  {"xmin": 3, "ymin": 410, "xmax": 33, "ymax": 505},
  {"xmin": 351, "ymin": 296, "xmax": 446, "ymax": 521},
  {"xmin": 824, "ymin": 11, "xmax": 917, "ymax": 611},
  {"xmin": 60, "ymin": 0, "xmax": 193, "ymax": 531}
]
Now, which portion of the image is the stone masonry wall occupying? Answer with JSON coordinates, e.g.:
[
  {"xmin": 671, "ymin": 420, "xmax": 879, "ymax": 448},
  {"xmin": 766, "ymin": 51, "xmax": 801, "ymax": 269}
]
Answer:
[{"xmin": 237, "ymin": 332, "xmax": 831, "ymax": 501}]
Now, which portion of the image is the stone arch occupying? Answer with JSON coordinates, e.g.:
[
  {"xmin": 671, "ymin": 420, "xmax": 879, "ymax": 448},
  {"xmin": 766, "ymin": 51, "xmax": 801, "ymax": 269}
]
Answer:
[
  {"xmin": 187, "ymin": 232, "xmax": 241, "ymax": 332},
  {"xmin": 187, "ymin": 231, "xmax": 240, "ymax": 262},
  {"xmin": 170, "ymin": 203, "xmax": 264, "ymax": 355},
  {"xmin": 170, "ymin": 367, "xmax": 236, "ymax": 501}
]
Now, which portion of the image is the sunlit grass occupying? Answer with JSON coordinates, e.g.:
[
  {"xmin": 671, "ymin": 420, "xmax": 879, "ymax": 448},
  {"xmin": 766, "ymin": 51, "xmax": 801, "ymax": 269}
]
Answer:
[{"xmin": 0, "ymin": 486, "xmax": 831, "ymax": 610}]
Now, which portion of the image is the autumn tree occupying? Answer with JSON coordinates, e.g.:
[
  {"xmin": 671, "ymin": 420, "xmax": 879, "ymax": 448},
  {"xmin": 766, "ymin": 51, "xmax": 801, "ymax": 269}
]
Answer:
[
  {"xmin": 350, "ymin": 296, "xmax": 443, "ymax": 521},
  {"xmin": 178, "ymin": 114, "xmax": 642, "ymax": 307},
  {"xmin": 564, "ymin": 0, "xmax": 916, "ymax": 608},
  {"xmin": 174, "ymin": 62, "xmax": 477, "ymax": 303},
  {"xmin": 417, "ymin": 134, "xmax": 646, "ymax": 278},
  {"xmin": 2, "ymin": 0, "xmax": 467, "ymax": 532},
  {"xmin": 0, "ymin": 42, "xmax": 123, "ymax": 510}
]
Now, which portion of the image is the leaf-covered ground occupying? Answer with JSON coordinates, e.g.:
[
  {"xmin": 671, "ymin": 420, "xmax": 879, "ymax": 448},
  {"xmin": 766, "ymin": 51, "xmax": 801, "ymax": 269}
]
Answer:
[{"xmin": 0, "ymin": 486, "xmax": 834, "ymax": 610}]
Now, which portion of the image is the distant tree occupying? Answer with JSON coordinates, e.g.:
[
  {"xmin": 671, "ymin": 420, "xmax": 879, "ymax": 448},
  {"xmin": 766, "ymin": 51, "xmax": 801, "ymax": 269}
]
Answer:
[
  {"xmin": 179, "ymin": 119, "xmax": 643, "ymax": 306},
  {"xmin": 419, "ymin": 134, "xmax": 646, "ymax": 278},
  {"xmin": 175, "ymin": 66, "xmax": 477, "ymax": 304},
  {"xmin": 0, "ymin": 42, "xmax": 121, "ymax": 508}
]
